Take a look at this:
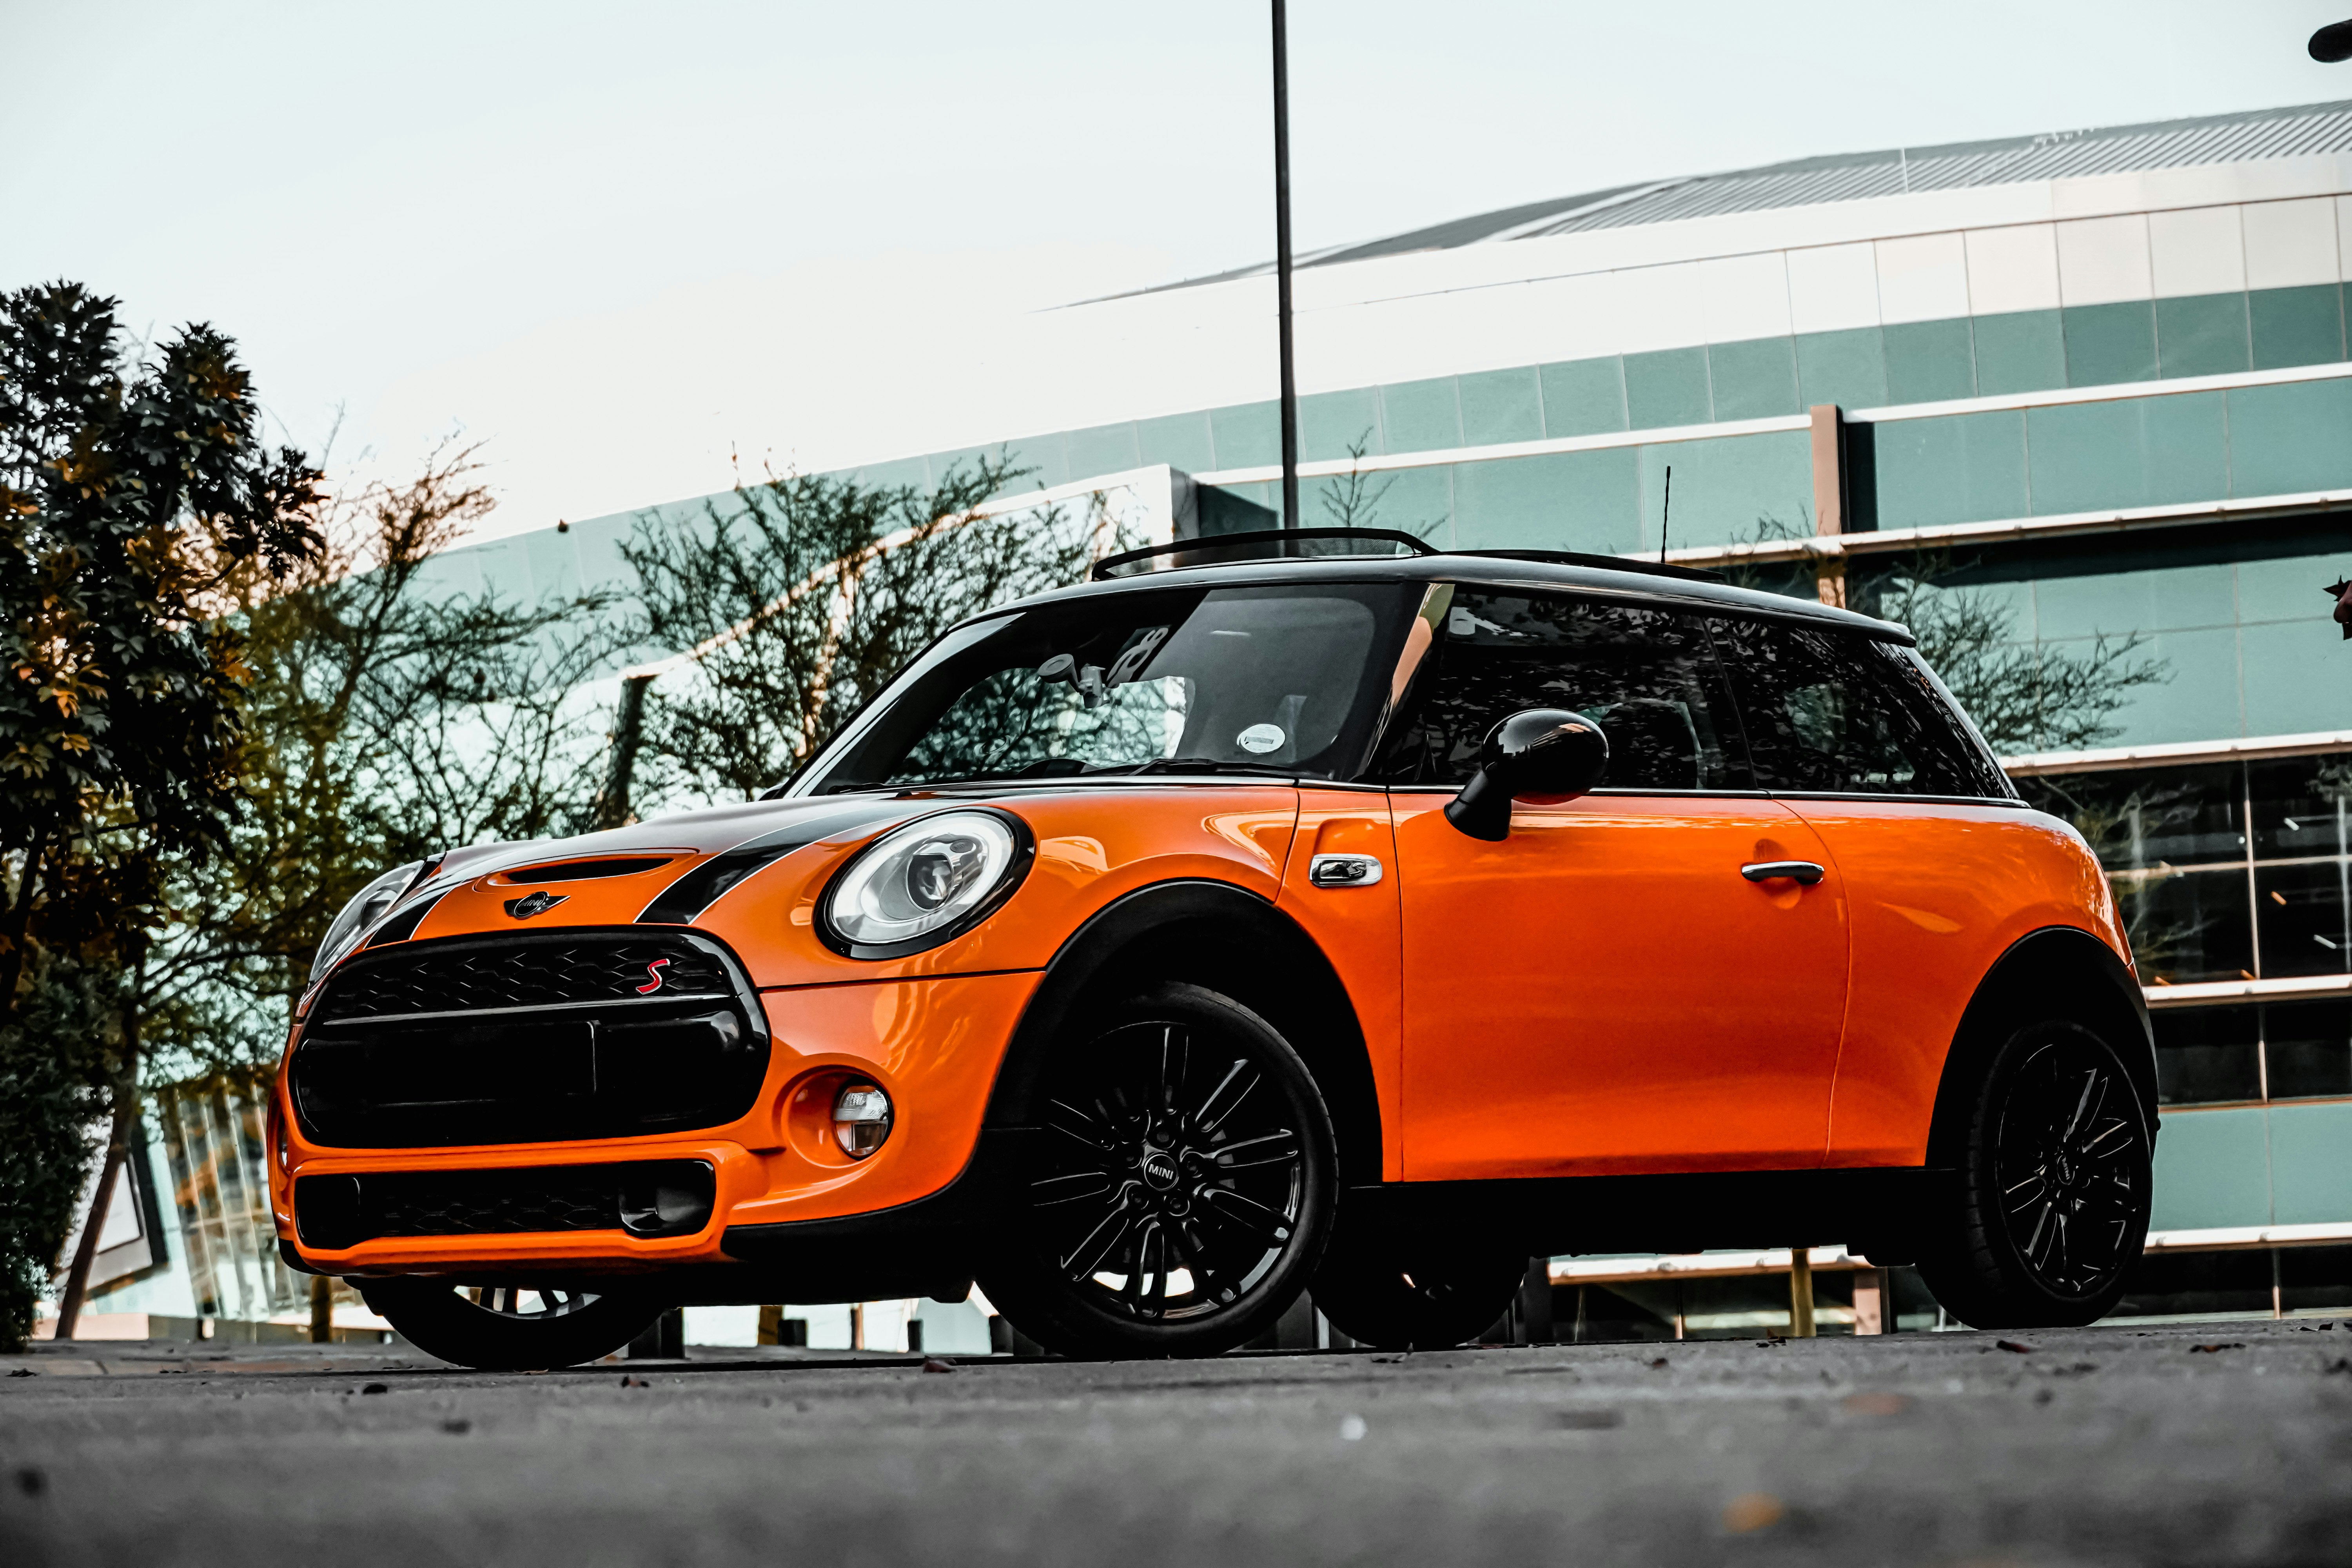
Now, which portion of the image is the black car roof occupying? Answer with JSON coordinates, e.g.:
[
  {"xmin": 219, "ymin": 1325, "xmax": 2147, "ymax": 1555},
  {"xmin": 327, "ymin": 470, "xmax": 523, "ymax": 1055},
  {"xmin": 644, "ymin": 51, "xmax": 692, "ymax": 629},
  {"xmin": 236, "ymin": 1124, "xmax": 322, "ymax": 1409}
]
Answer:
[{"xmin": 975, "ymin": 550, "xmax": 1914, "ymax": 646}]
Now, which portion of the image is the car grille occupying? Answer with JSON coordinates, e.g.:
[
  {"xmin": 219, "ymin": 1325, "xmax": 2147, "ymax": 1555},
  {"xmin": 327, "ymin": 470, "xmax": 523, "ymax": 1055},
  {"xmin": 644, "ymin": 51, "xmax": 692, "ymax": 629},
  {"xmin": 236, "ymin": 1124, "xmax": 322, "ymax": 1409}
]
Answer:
[
  {"xmin": 291, "ymin": 931, "xmax": 770, "ymax": 1149},
  {"xmin": 311, "ymin": 933, "xmax": 735, "ymax": 1024},
  {"xmin": 294, "ymin": 1160, "xmax": 716, "ymax": 1249}
]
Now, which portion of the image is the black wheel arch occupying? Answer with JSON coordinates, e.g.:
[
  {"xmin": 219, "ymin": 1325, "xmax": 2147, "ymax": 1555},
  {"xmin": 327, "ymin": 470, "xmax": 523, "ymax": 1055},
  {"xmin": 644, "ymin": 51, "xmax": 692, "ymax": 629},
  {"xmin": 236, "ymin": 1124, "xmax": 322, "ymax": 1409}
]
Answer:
[
  {"xmin": 982, "ymin": 879, "xmax": 1386, "ymax": 1188},
  {"xmin": 1927, "ymin": 924, "xmax": 2158, "ymax": 1168}
]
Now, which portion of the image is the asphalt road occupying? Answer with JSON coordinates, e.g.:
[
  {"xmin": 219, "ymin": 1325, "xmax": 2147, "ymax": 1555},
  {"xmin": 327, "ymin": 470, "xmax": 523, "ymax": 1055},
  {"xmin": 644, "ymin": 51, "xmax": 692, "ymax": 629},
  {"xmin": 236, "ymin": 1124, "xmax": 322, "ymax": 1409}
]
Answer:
[{"xmin": 6, "ymin": 1318, "xmax": 2351, "ymax": 1568}]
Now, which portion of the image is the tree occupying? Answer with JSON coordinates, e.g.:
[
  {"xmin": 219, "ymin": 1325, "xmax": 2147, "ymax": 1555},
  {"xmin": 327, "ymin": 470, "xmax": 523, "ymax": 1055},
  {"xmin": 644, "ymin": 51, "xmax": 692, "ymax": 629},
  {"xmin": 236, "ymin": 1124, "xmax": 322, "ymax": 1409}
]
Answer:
[
  {"xmin": 619, "ymin": 454, "xmax": 1134, "ymax": 811},
  {"xmin": 0, "ymin": 282, "xmax": 323, "ymax": 1348},
  {"xmin": 1319, "ymin": 432, "xmax": 1397, "ymax": 531},
  {"xmin": 1726, "ymin": 517, "xmax": 2170, "ymax": 757},
  {"xmin": 143, "ymin": 443, "xmax": 623, "ymax": 1091},
  {"xmin": 1863, "ymin": 550, "xmax": 2167, "ymax": 755}
]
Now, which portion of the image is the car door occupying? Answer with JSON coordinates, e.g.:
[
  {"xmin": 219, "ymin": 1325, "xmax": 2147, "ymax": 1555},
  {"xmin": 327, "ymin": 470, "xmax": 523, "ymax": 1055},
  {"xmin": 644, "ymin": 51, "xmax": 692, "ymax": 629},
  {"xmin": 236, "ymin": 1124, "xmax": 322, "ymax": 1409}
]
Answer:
[
  {"xmin": 1383, "ymin": 587, "xmax": 1852, "ymax": 1181},
  {"xmin": 1703, "ymin": 614, "xmax": 2038, "ymax": 1168}
]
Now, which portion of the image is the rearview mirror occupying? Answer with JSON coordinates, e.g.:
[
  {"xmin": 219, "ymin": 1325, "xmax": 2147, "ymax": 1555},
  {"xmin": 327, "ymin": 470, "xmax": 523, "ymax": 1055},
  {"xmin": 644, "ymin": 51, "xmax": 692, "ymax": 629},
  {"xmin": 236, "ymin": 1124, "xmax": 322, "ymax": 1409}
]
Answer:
[{"xmin": 1442, "ymin": 708, "xmax": 1610, "ymax": 842}]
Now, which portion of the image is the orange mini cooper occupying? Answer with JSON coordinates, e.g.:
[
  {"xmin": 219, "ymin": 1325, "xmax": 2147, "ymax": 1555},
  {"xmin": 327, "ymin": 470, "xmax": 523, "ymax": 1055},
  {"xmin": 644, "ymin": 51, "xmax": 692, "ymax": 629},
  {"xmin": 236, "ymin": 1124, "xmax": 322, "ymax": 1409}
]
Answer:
[{"xmin": 273, "ymin": 528, "xmax": 2155, "ymax": 1367}]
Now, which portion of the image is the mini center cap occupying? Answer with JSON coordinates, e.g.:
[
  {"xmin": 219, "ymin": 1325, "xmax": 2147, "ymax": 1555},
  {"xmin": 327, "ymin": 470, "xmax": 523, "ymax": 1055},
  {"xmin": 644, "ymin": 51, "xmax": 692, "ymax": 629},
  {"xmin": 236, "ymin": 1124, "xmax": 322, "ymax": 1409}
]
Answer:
[{"xmin": 1140, "ymin": 1149, "xmax": 1180, "ymax": 1190}]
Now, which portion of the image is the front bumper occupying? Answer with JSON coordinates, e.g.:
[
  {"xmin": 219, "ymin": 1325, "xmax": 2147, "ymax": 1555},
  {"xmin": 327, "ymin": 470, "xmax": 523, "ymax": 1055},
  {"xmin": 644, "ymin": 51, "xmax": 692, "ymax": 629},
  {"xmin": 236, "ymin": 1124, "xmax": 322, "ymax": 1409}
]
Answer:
[{"xmin": 272, "ymin": 970, "xmax": 1038, "ymax": 1294}]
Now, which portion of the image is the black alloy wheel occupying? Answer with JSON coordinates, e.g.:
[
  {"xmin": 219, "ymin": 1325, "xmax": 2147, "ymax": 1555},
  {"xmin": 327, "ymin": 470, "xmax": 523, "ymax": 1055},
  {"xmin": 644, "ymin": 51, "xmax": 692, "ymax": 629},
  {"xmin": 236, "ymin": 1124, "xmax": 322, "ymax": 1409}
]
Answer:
[
  {"xmin": 1918, "ymin": 1020, "xmax": 2152, "ymax": 1329},
  {"xmin": 978, "ymin": 982, "xmax": 1336, "ymax": 1358},
  {"xmin": 361, "ymin": 1277, "xmax": 661, "ymax": 1370}
]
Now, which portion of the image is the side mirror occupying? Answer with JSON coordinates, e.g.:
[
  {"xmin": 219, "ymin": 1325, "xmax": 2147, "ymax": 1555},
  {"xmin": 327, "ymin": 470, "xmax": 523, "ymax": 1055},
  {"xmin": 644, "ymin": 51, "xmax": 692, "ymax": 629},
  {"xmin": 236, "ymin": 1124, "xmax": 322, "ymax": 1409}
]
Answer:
[{"xmin": 1442, "ymin": 708, "xmax": 1610, "ymax": 841}]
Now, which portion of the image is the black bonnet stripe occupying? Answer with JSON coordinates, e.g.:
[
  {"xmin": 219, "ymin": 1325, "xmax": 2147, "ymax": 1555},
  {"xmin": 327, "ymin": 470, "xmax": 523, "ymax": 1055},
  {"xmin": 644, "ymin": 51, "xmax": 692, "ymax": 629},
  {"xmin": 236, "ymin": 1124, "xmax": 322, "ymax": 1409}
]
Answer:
[
  {"xmin": 366, "ymin": 891, "xmax": 446, "ymax": 947},
  {"xmin": 636, "ymin": 803, "xmax": 909, "ymax": 926}
]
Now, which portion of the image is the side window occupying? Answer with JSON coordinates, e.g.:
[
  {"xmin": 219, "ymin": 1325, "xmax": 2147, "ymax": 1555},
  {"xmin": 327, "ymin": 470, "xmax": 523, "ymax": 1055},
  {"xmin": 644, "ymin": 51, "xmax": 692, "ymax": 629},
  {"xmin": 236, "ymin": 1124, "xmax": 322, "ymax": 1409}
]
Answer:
[
  {"xmin": 1375, "ymin": 590, "xmax": 1746, "ymax": 790},
  {"xmin": 1707, "ymin": 617, "xmax": 2010, "ymax": 797}
]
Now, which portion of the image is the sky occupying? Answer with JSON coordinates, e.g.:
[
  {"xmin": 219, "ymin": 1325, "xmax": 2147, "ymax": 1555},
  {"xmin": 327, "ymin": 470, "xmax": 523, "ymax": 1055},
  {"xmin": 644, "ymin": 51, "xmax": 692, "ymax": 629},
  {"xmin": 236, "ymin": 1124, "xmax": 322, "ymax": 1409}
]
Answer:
[{"xmin": 7, "ymin": 0, "xmax": 2352, "ymax": 543}]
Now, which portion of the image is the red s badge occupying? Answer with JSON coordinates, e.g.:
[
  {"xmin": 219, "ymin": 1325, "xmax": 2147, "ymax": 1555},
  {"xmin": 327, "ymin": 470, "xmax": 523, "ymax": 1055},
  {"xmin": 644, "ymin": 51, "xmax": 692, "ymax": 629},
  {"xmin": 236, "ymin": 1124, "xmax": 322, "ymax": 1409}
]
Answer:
[{"xmin": 637, "ymin": 958, "xmax": 671, "ymax": 995}]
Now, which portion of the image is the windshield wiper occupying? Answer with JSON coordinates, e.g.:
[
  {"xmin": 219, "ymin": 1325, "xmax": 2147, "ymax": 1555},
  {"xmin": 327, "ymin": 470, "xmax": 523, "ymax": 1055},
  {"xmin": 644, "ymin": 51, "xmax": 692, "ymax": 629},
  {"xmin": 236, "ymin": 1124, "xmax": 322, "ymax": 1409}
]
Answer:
[{"xmin": 1106, "ymin": 757, "xmax": 1297, "ymax": 778}]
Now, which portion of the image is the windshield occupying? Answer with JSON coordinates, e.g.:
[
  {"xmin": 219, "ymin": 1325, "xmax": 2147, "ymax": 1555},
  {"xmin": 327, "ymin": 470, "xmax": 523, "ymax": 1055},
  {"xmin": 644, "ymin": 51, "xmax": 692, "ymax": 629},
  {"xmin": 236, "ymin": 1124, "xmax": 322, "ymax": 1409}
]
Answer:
[{"xmin": 796, "ymin": 581, "xmax": 1419, "ymax": 793}]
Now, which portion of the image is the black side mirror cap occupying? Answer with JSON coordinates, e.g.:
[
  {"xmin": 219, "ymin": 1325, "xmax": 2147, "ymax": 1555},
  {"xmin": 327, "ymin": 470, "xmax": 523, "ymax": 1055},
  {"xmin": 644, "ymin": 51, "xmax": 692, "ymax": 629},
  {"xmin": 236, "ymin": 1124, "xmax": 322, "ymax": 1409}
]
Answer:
[{"xmin": 1442, "ymin": 708, "xmax": 1610, "ymax": 841}]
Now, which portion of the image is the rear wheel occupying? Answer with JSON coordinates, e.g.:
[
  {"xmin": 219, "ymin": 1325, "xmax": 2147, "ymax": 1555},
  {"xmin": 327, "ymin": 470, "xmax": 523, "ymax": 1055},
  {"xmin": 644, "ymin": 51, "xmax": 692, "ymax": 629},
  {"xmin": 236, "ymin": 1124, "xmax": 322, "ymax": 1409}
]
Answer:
[
  {"xmin": 362, "ymin": 1278, "xmax": 661, "ymax": 1370},
  {"xmin": 977, "ymin": 982, "xmax": 1337, "ymax": 1359},
  {"xmin": 1917, "ymin": 1019, "xmax": 2152, "ymax": 1329},
  {"xmin": 1312, "ymin": 1217, "xmax": 1524, "ymax": 1350}
]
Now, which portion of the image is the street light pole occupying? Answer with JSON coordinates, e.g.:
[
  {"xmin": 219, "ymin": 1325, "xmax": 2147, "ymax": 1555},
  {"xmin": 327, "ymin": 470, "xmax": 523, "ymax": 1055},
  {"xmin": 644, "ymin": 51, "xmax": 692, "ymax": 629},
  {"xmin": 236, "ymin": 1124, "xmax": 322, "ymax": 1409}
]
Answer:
[{"xmin": 1272, "ymin": 0, "xmax": 1300, "ymax": 530}]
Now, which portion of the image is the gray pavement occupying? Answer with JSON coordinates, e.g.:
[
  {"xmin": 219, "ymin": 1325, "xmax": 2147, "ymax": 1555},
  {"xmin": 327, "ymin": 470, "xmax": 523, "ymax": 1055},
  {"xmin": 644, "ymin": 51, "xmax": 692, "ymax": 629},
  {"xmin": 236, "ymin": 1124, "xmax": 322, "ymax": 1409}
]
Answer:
[{"xmin": 5, "ymin": 1318, "xmax": 2352, "ymax": 1568}]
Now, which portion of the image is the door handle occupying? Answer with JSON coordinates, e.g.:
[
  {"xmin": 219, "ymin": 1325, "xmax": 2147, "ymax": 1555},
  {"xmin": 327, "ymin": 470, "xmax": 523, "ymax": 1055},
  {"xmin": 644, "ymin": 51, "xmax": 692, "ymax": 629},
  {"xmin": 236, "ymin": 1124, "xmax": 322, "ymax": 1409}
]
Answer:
[
  {"xmin": 1308, "ymin": 853, "xmax": 1384, "ymax": 888},
  {"xmin": 1742, "ymin": 860, "xmax": 1825, "ymax": 885}
]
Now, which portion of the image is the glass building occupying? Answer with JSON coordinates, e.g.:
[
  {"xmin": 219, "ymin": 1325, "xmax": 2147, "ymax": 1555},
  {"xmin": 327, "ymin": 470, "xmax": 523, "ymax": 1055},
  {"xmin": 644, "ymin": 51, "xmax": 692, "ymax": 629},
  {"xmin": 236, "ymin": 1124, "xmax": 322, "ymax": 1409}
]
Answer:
[{"xmin": 67, "ymin": 100, "xmax": 2352, "ymax": 1341}]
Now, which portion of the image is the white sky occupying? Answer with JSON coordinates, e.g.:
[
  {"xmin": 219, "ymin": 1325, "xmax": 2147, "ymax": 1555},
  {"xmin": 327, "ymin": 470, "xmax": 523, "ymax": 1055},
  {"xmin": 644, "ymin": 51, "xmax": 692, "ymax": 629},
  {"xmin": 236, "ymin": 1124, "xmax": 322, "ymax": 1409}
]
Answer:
[{"xmin": 7, "ymin": 0, "xmax": 2352, "ymax": 542}]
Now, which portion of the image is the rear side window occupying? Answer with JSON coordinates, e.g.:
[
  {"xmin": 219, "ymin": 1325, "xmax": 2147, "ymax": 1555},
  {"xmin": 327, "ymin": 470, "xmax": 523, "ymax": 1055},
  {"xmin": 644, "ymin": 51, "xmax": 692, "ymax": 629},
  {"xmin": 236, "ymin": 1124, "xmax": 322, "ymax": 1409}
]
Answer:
[
  {"xmin": 1707, "ymin": 617, "xmax": 2010, "ymax": 798},
  {"xmin": 1375, "ymin": 590, "xmax": 1746, "ymax": 790}
]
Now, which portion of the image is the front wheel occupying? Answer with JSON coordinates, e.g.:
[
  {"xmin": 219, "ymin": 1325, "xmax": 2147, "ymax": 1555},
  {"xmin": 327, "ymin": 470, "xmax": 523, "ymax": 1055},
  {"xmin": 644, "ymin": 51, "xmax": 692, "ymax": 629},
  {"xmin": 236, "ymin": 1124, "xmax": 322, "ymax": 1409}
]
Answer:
[
  {"xmin": 1916, "ymin": 1019, "xmax": 2152, "ymax": 1329},
  {"xmin": 362, "ymin": 1278, "xmax": 662, "ymax": 1370},
  {"xmin": 977, "ymin": 982, "xmax": 1337, "ymax": 1359}
]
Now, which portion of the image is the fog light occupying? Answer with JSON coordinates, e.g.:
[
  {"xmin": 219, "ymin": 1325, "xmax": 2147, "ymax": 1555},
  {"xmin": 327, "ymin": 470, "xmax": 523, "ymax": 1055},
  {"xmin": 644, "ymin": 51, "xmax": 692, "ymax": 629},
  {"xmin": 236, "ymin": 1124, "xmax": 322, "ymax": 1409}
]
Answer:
[{"xmin": 833, "ymin": 1082, "xmax": 893, "ymax": 1159}]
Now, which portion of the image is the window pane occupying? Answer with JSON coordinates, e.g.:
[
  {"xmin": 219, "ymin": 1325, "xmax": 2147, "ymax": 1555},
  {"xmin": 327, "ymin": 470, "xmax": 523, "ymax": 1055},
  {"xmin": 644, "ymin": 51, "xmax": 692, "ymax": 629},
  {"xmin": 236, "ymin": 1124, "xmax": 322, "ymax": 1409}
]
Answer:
[
  {"xmin": 2249, "ymin": 755, "xmax": 2352, "ymax": 860},
  {"xmin": 2151, "ymin": 1005, "xmax": 2262, "ymax": 1105},
  {"xmin": 1377, "ymin": 591, "xmax": 1743, "ymax": 790},
  {"xmin": 2254, "ymin": 861, "xmax": 2352, "ymax": 978},
  {"xmin": 1870, "ymin": 644, "xmax": 2009, "ymax": 796},
  {"xmin": 2120, "ymin": 866, "xmax": 2254, "ymax": 985},
  {"xmin": 807, "ymin": 584, "xmax": 1410, "ymax": 791},
  {"xmin": 2014, "ymin": 763, "xmax": 2247, "ymax": 873},
  {"xmin": 2265, "ymin": 1000, "xmax": 2352, "ymax": 1100},
  {"xmin": 1709, "ymin": 617, "xmax": 2015, "ymax": 797}
]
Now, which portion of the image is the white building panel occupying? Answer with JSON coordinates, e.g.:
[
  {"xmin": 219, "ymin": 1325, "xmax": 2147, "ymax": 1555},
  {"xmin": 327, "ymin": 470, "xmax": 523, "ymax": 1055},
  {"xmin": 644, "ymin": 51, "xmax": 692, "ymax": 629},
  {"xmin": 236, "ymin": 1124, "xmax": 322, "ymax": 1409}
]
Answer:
[
  {"xmin": 1874, "ymin": 232, "xmax": 1971, "ymax": 325},
  {"xmin": 2242, "ymin": 197, "xmax": 2341, "ymax": 290},
  {"xmin": 1785, "ymin": 243, "xmax": 1880, "ymax": 334},
  {"xmin": 1694, "ymin": 251, "xmax": 1793, "ymax": 344},
  {"xmin": 1965, "ymin": 223, "xmax": 2063, "ymax": 316},
  {"xmin": 2147, "ymin": 205, "xmax": 2247, "ymax": 299},
  {"xmin": 1608, "ymin": 260, "xmax": 1710, "ymax": 351},
  {"xmin": 1512, "ymin": 269, "xmax": 1626, "ymax": 363},
  {"xmin": 2056, "ymin": 214, "xmax": 2153, "ymax": 306}
]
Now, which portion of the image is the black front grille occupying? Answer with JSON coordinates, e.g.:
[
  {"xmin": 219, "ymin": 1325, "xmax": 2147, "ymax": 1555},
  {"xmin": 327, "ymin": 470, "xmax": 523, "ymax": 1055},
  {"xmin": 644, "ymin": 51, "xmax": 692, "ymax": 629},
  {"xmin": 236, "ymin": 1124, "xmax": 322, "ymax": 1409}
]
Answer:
[
  {"xmin": 292, "ymin": 931, "xmax": 769, "ymax": 1149},
  {"xmin": 294, "ymin": 1160, "xmax": 715, "ymax": 1249},
  {"xmin": 314, "ymin": 932, "xmax": 734, "ymax": 1024}
]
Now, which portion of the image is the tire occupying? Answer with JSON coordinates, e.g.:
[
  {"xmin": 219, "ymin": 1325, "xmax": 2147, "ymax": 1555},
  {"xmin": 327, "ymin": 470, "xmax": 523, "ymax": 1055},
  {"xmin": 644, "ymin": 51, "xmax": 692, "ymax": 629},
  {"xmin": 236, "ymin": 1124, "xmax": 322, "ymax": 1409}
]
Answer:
[
  {"xmin": 362, "ymin": 1278, "xmax": 663, "ymax": 1370},
  {"xmin": 1312, "ymin": 1215, "xmax": 1525, "ymax": 1350},
  {"xmin": 977, "ymin": 982, "xmax": 1338, "ymax": 1359},
  {"xmin": 1916, "ymin": 1018, "xmax": 2153, "ymax": 1330}
]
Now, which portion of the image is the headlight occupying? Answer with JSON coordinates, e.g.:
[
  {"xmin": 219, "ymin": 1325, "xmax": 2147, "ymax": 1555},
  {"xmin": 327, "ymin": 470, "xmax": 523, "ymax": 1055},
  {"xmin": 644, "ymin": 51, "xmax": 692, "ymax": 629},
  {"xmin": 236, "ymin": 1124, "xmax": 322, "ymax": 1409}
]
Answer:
[
  {"xmin": 308, "ymin": 862, "xmax": 425, "ymax": 984},
  {"xmin": 817, "ymin": 809, "xmax": 1033, "ymax": 959}
]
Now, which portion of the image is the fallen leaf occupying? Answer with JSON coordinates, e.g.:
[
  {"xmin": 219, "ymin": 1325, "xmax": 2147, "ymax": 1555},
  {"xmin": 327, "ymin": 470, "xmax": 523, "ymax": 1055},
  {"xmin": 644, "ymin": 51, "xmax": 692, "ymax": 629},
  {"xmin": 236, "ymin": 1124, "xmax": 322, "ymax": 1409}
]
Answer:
[
  {"xmin": 1648, "ymin": 1357, "xmax": 1670, "ymax": 1370},
  {"xmin": 2189, "ymin": 1343, "xmax": 2245, "ymax": 1354},
  {"xmin": 1722, "ymin": 1492, "xmax": 1784, "ymax": 1534},
  {"xmin": 921, "ymin": 1357, "xmax": 955, "ymax": 1374},
  {"xmin": 621, "ymin": 1375, "xmax": 650, "ymax": 1388},
  {"xmin": 1840, "ymin": 1391, "xmax": 1909, "ymax": 1416},
  {"xmin": 1995, "ymin": 1340, "xmax": 2034, "ymax": 1354},
  {"xmin": 1552, "ymin": 1409, "xmax": 1623, "ymax": 1430}
]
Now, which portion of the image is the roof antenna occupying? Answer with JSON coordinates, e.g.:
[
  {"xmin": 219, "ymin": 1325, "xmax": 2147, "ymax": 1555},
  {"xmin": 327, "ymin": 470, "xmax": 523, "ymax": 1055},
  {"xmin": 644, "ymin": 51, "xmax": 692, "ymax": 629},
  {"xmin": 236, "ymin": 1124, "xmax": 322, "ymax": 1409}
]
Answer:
[{"xmin": 1658, "ymin": 465, "xmax": 1673, "ymax": 564}]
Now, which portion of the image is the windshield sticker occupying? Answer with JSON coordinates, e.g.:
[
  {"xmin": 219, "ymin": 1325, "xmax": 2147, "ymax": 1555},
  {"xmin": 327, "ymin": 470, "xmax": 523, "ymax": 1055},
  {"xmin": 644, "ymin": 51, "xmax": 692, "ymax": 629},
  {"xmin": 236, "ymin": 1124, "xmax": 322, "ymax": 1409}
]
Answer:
[{"xmin": 1236, "ymin": 723, "xmax": 1286, "ymax": 755}]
